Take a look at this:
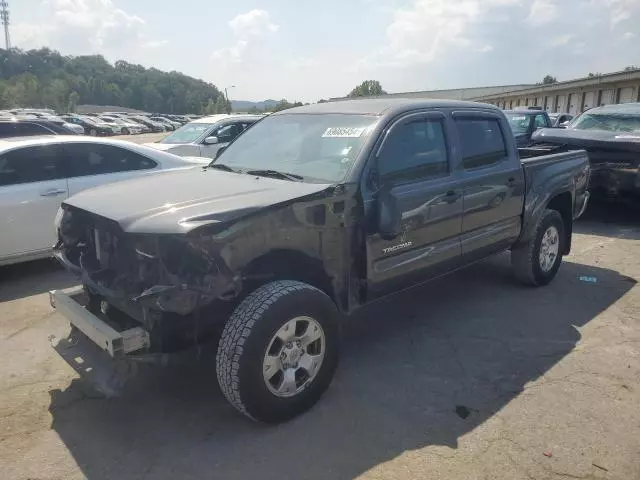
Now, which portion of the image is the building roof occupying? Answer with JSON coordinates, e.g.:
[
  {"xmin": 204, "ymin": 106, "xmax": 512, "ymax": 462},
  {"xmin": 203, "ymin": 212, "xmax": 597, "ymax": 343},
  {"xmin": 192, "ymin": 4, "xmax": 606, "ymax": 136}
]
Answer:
[
  {"xmin": 472, "ymin": 68, "xmax": 640, "ymax": 101},
  {"xmin": 274, "ymin": 98, "xmax": 500, "ymax": 116}
]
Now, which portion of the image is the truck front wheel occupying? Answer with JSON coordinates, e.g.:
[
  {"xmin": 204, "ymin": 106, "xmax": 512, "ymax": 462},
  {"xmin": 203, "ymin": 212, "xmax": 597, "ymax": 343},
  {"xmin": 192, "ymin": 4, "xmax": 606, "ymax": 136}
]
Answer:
[
  {"xmin": 512, "ymin": 208, "xmax": 565, "ymax": 286},
  {"xmin": 216, "ymin": 280, "xmax": 340, "ymax": 423}
]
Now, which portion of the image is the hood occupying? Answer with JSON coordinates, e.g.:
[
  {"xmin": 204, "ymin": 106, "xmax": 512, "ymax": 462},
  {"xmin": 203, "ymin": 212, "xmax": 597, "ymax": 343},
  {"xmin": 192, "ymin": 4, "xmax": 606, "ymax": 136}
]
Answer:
[
  {"xmin": 532, "ymin": 128, "xmax": 640, "ymax": 153},
  {"xmin": 64, "ymin": 168, "xmax": 331, "ymax": 234}
]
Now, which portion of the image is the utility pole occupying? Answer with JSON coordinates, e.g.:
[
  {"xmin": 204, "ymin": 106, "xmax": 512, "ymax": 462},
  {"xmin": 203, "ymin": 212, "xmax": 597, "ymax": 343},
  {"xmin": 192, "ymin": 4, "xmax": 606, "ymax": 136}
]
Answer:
[
  {"xmin": 224, "ymin": 85, "xmax": 235, "ymax": 114},
  {"xmin": 0, "ymin": 1, "xmax": 10, "ymax": 50}
]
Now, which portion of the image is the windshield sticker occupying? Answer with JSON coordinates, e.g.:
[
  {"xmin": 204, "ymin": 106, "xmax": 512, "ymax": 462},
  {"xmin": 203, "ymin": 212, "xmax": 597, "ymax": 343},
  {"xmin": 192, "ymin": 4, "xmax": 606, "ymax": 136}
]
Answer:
[{"xmin": 322, "ymin": 127, "xmax": 366, "ymax": 138}]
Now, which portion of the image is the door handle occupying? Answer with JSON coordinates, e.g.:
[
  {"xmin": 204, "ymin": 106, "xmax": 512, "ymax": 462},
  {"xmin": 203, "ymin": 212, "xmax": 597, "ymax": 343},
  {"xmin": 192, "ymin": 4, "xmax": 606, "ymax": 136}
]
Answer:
[{"xmin": 39, "ymin": 189, "xmax": 67, "ymax": 197}]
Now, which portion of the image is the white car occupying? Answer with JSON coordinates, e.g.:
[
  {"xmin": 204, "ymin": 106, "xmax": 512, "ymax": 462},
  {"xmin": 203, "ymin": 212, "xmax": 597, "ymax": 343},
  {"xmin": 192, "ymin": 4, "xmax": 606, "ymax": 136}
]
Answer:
[
  {"xmin": 99, "ymin": 116, "xmax": 144, "ymax": 135},
  {"xmin": 146, "ymin": 114, "xmax": 262, "ymax": 159},
  {"xmin": 0, "ymin": 136, "xmax": 210, "ymax": 266}
]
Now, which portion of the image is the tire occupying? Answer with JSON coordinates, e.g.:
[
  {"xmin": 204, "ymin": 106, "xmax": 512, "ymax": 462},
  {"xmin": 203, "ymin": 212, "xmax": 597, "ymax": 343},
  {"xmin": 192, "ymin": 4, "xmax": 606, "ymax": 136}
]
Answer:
[
  {"xmin": 512, "ymin": 209, "xmax": 565, "ymax": 286},
  {"xmin": 216, "ymin": 280, "xmax": 340, "ymax": 423},
  {"xmin": 89, "ymin": 128, "xmax": 98, "ymax": 136},
  {"xmin": 122, "ymin": 127, "xmax": 130, "ymax": 135}
]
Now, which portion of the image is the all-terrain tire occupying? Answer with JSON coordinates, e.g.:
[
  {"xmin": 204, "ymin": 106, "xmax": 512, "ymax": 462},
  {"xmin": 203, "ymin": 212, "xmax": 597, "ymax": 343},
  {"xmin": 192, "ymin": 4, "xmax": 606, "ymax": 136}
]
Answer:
[
  {"xmin": 216, "ymin": 280, "xmax": 340, "ymax": 423},
  {"xmin": 512, "ymin": 208, "xmax": 565, "ymax": 286}
]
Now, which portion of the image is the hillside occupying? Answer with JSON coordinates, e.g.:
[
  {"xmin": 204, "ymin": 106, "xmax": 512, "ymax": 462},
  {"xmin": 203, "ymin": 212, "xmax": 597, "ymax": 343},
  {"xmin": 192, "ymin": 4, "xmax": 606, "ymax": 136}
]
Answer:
[
  {"xmin": 0, "ymin": 48, "xmax": 222, "ymax": 114},
  {"xmin": 231, "ymin": 99, "xmax": 279, "ymax": 112}
]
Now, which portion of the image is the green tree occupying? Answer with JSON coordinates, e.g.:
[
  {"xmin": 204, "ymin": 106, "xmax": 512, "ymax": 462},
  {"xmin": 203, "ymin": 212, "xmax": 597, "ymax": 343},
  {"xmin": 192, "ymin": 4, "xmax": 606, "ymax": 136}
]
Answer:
[
  {"xmin": 214, "ymin": 95, "xmax": 226, "ymax": 114},
  {"xmin": 203, "ymin": 98, "xmax": 216, "ymax": 115},
  {"xmin": 541, "ymin": 75, "xmax": 557, "ymax": 85},
  {"xmin": 348, "ymin": 80, "xmax": 386, "ymax": 98},
  {"xmin": 41, "ymin": 78, "xmax": 69, "ymax": 110}
]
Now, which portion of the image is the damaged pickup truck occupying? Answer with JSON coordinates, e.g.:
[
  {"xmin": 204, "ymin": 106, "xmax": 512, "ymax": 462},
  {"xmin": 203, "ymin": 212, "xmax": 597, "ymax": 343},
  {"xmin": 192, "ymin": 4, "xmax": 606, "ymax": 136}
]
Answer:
[{"xmin": 51, "ymin": 99, "xmax": 590, "ymax": 423}]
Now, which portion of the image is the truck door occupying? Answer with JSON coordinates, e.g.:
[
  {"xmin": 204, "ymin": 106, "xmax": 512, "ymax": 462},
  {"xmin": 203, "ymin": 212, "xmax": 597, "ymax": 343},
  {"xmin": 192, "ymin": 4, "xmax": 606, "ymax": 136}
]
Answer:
[
  {"xmin": 365, "ymin": 112, "xmax": 463, "ymax": 297},
  {"xmin": 452, "ymin": 111, "xmax": 525, "ymax": 260}
]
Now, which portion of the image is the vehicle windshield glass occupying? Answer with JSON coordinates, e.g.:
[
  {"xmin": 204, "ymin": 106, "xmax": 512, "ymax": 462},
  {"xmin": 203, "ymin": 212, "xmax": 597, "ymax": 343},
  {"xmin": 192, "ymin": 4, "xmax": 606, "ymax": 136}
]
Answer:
[
  {"xmin": 570, "ymin": 113, "xmax": 640, "ymax": 132},
  {"xmin": 211, "ymin": 113, "xmax": 379, "ymax": 183},
  {"xmin": 506, "ymin": 114, "xmax": 531, "ymax": 134},
  {"xmin": 161, "ymin": 123, "xmax": 213, "ymax": 144}
]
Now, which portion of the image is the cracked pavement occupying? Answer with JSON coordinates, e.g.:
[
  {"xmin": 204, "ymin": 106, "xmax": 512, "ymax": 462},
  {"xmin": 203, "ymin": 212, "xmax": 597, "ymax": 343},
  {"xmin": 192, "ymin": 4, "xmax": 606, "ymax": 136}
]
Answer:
[{"xmin": 0, "ymin": 200, "xmax": 638, "ymax": 480}]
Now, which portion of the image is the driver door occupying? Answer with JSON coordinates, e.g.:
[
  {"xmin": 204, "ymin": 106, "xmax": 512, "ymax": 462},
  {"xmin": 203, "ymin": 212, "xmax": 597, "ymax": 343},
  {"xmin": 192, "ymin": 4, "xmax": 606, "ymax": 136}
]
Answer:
[{"xmin": 365, "ymin": 112, "xmax": 463, "ymax": 298}]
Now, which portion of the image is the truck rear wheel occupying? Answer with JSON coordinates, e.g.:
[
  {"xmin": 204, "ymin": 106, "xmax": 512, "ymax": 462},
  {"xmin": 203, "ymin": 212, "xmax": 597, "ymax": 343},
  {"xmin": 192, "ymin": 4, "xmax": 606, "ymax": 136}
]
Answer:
[
  {"xmin": 512, "ymin": 208, "xmax": 564, "ymax": 286},
  {"xmin": 216, "ymin": 280, "xmax": 340, "ymax": 423}
]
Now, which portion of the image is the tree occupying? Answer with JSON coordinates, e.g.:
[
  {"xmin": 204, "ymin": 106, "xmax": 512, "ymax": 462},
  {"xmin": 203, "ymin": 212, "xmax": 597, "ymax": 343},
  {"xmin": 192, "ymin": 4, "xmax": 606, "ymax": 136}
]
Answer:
[
  {"xmin": 214, "ymin": 95, "xmax": 226, "ymax": 114},
  {"xmin": 541, "ymin": 75, "xmax": 557, "ymax": 85},
  {"xmin": 0, "ymin": 48, "xmax": 223, "ymax": 113},
  {"xmin": 203, "ymin": 98, "xmax": 216, "ymax": 115},
  {"xmin": 624, "ymin": 65, "xmax": 638, "ymax": 71},
  {"xmin": 347, "ymin": 80, "xmax": 386, "ymax": 98},
  {"xmin": 587, "ymin": 72, "xmax": 601, "ymax": 78}
]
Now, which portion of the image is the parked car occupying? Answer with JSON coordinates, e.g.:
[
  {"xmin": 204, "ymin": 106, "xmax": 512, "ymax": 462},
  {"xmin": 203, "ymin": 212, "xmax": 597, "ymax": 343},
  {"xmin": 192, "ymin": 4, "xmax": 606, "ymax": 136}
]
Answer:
[
  {"xmin": 130, "ymin": 116, "xmax": 166, "ymax": 133},
  {"xmin": 145, "ymin": 114, "xmax": 261, "ymax": 158},
  {"xmin": 52, "ymin": 99, "xmax": 590, "ymax": 423},
  {"xmin": 98, "ymin": 116, "xmax": 144, "ymax": 135},
  {"xmin": 149, "ymin": 116, "xmax": 181, "ymax": 130},
  {"xmin": 504, "ymin": 109, "xmax": 553, "ymax": 146},
  {"xmin": 60, "ymin": 115, "xmax": 116, "ymax": 136},
  {"xmin": 548, "ymin": 113, "xmax": 574, "ymax": 128},
  {"xmin": 531, "ymin": 102, "xmax": 640, "ymax": 198},
  {"xmin": 0, "ymin": 136, "xmax": 210, "ymax": 266},
  {"xmin": 0, "ymin": 119, "xmax": 78, "ymax": 137},
  {"xmin": 148, "ymin": 117, "xmax": 178, "ymax": 131}
]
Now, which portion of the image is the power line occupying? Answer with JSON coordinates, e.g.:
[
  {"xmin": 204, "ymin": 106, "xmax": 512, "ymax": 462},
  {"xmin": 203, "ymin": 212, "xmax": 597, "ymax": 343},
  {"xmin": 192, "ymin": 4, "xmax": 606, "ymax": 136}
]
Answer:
[{"xmin": 0, "ymin": 0, "xmax": 10, "ymax": 50}]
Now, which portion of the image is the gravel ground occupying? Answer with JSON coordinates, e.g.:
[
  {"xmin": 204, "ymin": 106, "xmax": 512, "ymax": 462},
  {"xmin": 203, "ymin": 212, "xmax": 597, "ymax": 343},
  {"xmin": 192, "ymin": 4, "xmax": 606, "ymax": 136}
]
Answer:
[{"xmin": 0, "ymin": 200, "xmax": 638, "ymax": 480}]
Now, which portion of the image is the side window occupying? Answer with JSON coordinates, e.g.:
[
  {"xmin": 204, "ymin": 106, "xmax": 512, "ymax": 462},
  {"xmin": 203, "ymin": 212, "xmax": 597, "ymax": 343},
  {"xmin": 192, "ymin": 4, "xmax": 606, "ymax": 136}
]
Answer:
[
  {"xmin": 534, "ymin": 115, "xmax": 548, "ymax": 129},
  {"xmin": 15, "ymin": 123, "xmax": 53, "ymax": 136},
  {"xmin": 215, "ymin": 123, "xmax": 242, "ymax": 143},
  {"xmin": 455, "ymin": 117, "xmax": 507, "ymax": 169},
  {"xmin": 66, "ymin": 144, "xmax": 157, "ymax": 177},
  {"xmin": 0, "ymin": 145, "xmax": 64, "ymax": 186},
  {"xmin": 378, "ymin": 118, "xmax": 449, "ymax": 184}
]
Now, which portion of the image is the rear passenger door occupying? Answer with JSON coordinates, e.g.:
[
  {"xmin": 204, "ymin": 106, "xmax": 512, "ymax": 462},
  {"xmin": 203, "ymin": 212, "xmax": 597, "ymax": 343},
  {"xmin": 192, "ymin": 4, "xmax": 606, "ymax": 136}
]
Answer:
[
  {"xmin": 366, "ymin": 112, "xmax": 463, "ymax": 296},
  {"xmin": 64, "ymin": 143, "xmax": 159, "ymax": 196},
  {"xmin": 0, "ymin": 144, "xmax": 68, "ymax": 259},
  {"xmin": 453, "ymin": 112, "xmax": 524, "ymax": 259}
]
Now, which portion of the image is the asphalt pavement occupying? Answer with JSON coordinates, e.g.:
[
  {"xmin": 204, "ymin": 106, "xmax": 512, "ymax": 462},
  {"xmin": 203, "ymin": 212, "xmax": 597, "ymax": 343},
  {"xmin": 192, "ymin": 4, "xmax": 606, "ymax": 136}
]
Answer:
[{"xmin": 0, "ymin": 200, "xmax": 638, "ymax": 480}]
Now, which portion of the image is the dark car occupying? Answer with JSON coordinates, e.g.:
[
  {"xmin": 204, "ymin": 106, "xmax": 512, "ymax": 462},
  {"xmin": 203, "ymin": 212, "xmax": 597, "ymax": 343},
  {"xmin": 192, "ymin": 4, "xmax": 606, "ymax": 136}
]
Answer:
[
  {"xmin": 52, "ymin": 98, "xmax": 590, "ymax": 423},
  {"xmin": 504, "ymin": 109, "xmax": 553, "ymax": 146},
  {"xmin": 0, "ymin": 119, "xmax": 76, "ymax": 138},
  {"xmin": 60, "ymin": 115, "xmax": 115, "ymax": 136},
  {"xmin": 532, "ymin": 102, "xmax": 640, "ymax": 197},
  {"xmin": 130, "ymin": 116, "xmax": 166, "ymax": 133}
]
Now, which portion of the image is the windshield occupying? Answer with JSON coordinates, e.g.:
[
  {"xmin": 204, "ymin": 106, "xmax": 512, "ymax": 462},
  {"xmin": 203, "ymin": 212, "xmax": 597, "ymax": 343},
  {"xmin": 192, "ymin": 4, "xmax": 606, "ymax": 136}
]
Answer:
[
  {"xmin": 161, "ymin": 123, "xmax": 213, "ymax": 144},
  {"xmin": 212, "ymin": 113, "xmax": 379, "ymax": 183},
  {"xmin": 570, "ymin": 113, "xmax": 640, "ymax": 132},
  {"xmin": 506, "ymin": 114, "xmax": 531, "ymax": 134}
]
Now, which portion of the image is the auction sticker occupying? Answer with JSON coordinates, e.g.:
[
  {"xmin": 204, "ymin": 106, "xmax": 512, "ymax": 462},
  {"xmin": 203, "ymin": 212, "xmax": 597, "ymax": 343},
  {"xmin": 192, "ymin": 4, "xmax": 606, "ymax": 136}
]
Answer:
[{"xmin": 322, "ymin": 127, "xmax": 366, "ymax": 138}]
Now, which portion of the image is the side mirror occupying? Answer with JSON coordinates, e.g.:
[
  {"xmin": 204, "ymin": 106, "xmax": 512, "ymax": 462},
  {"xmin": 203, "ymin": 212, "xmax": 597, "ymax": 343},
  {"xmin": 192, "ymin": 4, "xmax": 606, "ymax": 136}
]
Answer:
[
  {"xmin": 377, "ymin": 188, "xmax": 402, "ymax": 240},
  {"xmin": 204, "ymin": 136, "xmax": 219, "ymax": 145},
  {"xmin": 559, "ymin": 121, "xmax": 570, "ymax": 128}
]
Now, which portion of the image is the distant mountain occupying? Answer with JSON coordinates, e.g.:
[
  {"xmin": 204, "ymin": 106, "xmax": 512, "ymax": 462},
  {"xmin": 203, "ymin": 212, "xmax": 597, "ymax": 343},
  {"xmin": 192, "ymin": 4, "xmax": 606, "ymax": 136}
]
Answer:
[{"xmin": 231, "ymin": 99, "xmax": 279, "ymax": 112}]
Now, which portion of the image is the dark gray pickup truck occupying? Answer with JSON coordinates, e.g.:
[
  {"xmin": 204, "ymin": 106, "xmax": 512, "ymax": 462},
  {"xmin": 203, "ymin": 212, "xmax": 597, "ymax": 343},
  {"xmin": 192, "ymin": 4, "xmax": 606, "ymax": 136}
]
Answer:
[{"xmin": 51, "ymin": 99, "xmax": 590, "ymax": 423}]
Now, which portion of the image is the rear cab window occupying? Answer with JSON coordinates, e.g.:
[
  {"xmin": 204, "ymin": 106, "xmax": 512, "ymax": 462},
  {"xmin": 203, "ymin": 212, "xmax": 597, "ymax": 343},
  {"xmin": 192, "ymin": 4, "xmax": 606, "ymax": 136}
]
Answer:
[{"xmin": 454, "ymin": 117, "xmax": 508, "ymax": 169}]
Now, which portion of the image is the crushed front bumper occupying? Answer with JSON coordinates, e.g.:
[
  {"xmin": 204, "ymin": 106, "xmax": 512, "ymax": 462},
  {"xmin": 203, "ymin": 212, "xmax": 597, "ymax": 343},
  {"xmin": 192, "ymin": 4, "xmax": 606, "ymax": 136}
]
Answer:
[{"xmin": 49, "ymin": 286, "xmax": 150, "ymax": 358}]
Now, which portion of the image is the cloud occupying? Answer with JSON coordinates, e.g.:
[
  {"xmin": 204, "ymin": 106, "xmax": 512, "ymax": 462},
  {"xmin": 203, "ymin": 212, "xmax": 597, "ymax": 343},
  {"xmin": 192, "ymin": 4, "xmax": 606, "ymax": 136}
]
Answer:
[
  {"xmin": 141, "ymin": 40, "xmax": 169, "ymax": 49},
  {"xmin": 358, "ymin": 0, "xmax": 520, "ymax": 69},
  {"xmin": 550, "ymin": 34, "xmax": 575, "ymax": 46},
  {"xmin": 229, "ymin": 9, "xmax": 279, "ymax": 37},
  {"xmin": 212, "ymin": 10, "xmax": 278, "ymax": 64},
  {"xmin": 527, "ymin": 0, "xmax": 558, "ymax": 25},
  {"xmin": 12, "ymin": 0, "xmax": 162, "ymax": 58},
  {"xmin": 623, "ymin": 32, "xmax": 636, "ymax": 40}
]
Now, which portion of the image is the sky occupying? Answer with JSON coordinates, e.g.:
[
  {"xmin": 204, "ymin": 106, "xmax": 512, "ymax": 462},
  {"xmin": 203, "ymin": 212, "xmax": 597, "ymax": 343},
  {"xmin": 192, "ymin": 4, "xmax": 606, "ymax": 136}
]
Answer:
[{"xmin": 9, "ymin": 0, "xmax": 640, "ymax": 102}]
